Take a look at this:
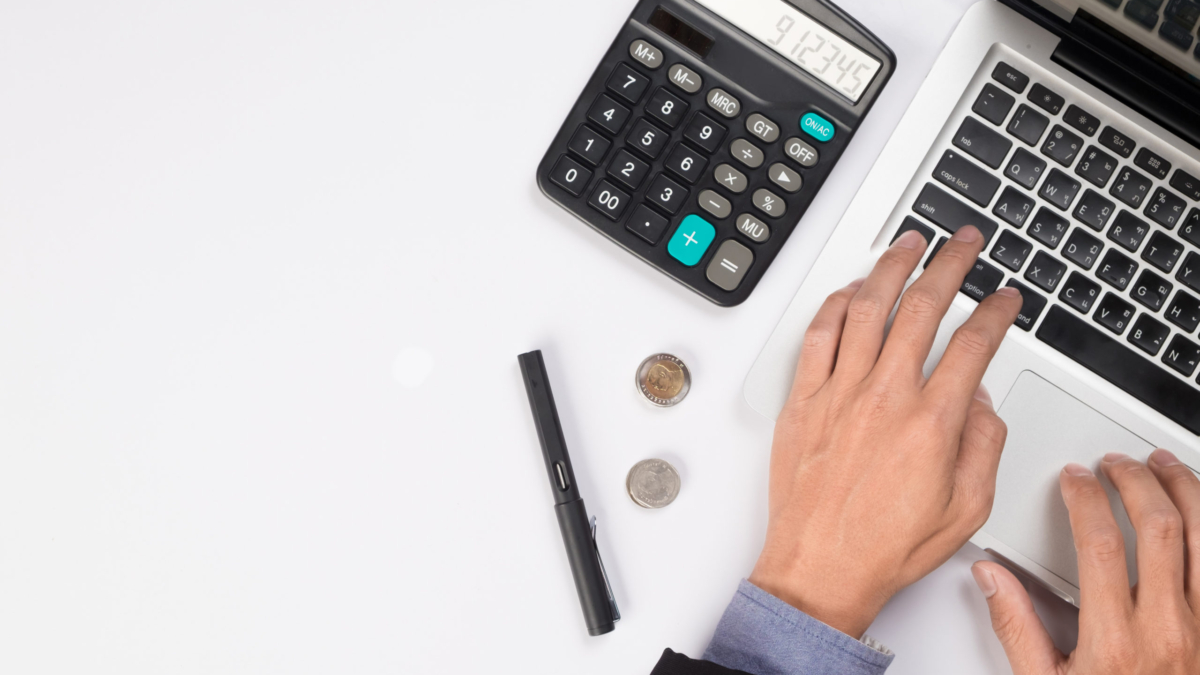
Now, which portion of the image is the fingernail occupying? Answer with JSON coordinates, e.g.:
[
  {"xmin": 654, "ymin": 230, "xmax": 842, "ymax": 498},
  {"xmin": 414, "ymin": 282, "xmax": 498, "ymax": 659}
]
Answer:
[
  {"xmin": 994, "ymin": 286, "xmax": 1021, "ymax": 299},
  {"xmin": 952, "ymin": 225, "xmax": 981, "ymax": 243},
  {"xmin": 1102, "ymin": 452, "xmax": 1129, "ymax": 463},
  {"xmin": 848, "ymin": 277, "xmax": 866, "ymax": 290},
  {"xmin": 1149, "ymin": 448, "xmax": 1181, "ymax": 467},
  {"xmin": 893, "ymin": 230, "xmax": 927, "ymax": 250},
  {"xmin": 973, "ymin": 384, "xmax": 992, "ymax": 406},
  {"xmin": 1063, "ymin": 463, "xmax": 1093, "ymax": 477},
  {"xmin": 971, "ymin": 564, "xmax": 997, "ymax": 599}
]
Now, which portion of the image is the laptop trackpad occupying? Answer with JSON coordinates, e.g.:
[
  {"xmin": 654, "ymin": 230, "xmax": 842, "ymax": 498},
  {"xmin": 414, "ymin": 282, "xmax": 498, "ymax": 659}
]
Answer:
[{"xmin": 990, "ymin": 371, "xmax": 1151, "ymax": 589}]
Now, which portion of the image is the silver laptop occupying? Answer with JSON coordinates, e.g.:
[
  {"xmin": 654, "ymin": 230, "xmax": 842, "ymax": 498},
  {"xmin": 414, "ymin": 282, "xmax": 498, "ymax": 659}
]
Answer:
[{"xmin": 745, "ymin": 0, "xmax": 1200, "ymax": 606}]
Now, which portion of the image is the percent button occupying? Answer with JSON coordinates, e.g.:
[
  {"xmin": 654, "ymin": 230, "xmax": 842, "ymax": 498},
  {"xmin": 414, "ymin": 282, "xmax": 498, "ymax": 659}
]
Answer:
[{"xmin": 752, "ymin": 189, "xmax": 786, "ymax": 219}]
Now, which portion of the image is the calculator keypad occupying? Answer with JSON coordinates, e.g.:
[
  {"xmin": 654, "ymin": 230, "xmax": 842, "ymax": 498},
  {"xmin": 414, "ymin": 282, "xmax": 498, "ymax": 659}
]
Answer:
[{"xmin": 539, "ymin": 28, "xmax": 867, "ymax": 306}]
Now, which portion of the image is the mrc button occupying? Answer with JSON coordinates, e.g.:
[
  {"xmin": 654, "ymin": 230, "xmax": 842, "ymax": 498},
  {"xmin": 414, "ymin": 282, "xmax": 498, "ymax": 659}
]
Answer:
[
  {"xmin": 706, "ymin": 88, "xmax": 741, "ymax": 118},
  {"xmin": 800, "ymin": 112, "xmax": 836, "ymax": 142}
]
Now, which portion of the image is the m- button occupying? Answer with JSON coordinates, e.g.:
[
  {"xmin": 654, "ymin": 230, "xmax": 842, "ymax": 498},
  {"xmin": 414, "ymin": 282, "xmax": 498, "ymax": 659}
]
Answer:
[
  {"xmin": 629, "ymin": 40, "xmax": 664, "ymax": 70},
  {"xmin": 668, "ymin": 64, "xmax": 702, "ymax": 94},
  {"xmin": 706, "ymin": 88, "xmax": 741, "ymax": 118}
]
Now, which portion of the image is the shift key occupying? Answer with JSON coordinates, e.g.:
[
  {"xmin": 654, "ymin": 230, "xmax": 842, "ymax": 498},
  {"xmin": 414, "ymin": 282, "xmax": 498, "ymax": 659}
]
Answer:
[
  {"xmin": 933, "ymin": 150, "xmax": 1001, "ymax": 206},
  {"xmin": 912, "ymin": 183, "xmax": 999, "ymax": 244}
]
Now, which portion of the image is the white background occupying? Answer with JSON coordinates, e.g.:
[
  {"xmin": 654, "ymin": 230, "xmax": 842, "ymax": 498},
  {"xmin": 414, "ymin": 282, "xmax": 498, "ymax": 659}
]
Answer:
[{"xmin": 0, "ymin": 0, "xmax": 1081, "ymax": 673}]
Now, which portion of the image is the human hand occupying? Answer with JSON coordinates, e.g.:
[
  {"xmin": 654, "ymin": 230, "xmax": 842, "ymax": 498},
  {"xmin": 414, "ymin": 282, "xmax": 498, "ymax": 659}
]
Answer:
[
  {"xmin": 749, "ymin": 226, "xmax": 1023, "ymax": 638},
  {"xmin": 974, "ymin": 451, "xmax": 1200, "ymax": 674}
]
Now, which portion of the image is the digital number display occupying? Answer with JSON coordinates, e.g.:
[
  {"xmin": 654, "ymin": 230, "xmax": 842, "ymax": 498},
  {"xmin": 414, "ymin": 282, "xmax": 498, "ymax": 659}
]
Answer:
[{"xmin": 694, "ymin": 0, "xmax": 882, "ymax": 103}]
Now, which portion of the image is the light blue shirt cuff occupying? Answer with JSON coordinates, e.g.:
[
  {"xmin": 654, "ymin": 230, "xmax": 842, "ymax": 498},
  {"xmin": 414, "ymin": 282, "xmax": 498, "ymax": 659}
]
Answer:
[{"xmin": 702, "ymin": 580, "xmax": 894, "ymax": 675}]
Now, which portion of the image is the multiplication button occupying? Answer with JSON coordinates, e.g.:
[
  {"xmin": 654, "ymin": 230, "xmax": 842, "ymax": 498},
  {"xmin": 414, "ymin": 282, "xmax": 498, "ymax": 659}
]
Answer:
[
  {"xmin": 706, "ymin": 240, "xmax": 754, "ymax": 291},
  {"xmin": 713, "ymin": 164, "xmax": 748, "ymax": 193}
]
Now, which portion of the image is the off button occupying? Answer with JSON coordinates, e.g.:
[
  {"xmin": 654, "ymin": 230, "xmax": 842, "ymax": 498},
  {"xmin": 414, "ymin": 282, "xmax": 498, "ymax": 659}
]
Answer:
[{"xmin": 800, "ymin": 112, "xmax": 836, "ymax": 142}]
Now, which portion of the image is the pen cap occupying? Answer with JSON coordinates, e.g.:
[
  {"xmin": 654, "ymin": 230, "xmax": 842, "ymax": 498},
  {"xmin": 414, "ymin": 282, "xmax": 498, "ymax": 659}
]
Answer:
[{"xmin": 555, "ymin": 499, "xmax": 617, "ymax": 636}]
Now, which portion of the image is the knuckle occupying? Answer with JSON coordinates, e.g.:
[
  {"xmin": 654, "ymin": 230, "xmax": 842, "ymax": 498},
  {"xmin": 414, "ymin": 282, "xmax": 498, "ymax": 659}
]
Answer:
[
  {"xmin": 898, "ymin": 285, "xmax": 943, "ymax": 321},
  {"xmin": 1079, "ymin": 525, "xmax": 1126, "ymax": 564},
  {"xmin": 989, "ymin": 608, "xmax": 1027, "ymax": 647},
  {"xmin": 950, "ymin": 324, "xmax": 996, "ymax": 358},
  {"xmin": 1096, "ymin": 639, "xmax": 1137, "ymax": 671},
  {"xmin": 934, "ymin": 243, "xmax": 972, "ymax": 265},
  {"xmin": 975, "ymin": 414, "xmax": 1008, "ymax": 448},
  {"xmin": 846, "ymin": 294, "xmax": 886, "ymax": 326},
  {"xmin": 1140, "ymin": 507, "xmax": 1184, "ymax": 544},
  {"xmin": 1155, "ymin": 627, "xmax": 1193, "ymax": 662},
  {"xmin": 802, "ymin": 324, "xmax": 837, "ymax": 353}
]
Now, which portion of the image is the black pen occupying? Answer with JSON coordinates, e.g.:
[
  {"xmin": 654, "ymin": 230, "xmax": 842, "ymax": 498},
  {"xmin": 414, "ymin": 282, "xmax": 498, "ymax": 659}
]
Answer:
[{"xmin": 518, "ymin": 350, "xmax": 619, "ymax": 637}]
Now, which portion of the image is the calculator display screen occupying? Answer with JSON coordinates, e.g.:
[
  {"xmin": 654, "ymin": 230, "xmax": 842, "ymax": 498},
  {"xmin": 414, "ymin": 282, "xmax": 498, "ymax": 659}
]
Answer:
[{"xmin": 694, "ymin": 0, "xmax": 881, "ymax": 103}]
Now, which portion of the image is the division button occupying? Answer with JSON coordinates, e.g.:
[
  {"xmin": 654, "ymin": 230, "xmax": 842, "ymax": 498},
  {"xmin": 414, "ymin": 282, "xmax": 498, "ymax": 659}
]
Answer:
[
  {"xmin": 698, "ymin": 189, "xmax": 732, "ymax": 219},
  {"xmin": 667, "ymin": 214, "xmax": 717, "ymax": 266},
  {"xmin": 706, "ymin": 88, "xmax": 741, "ymax": 118},
  {"xmin": 769, "ymin": 163, "xmax": 802, "ymax": 193},
  {"xmin": 706, "ymin": 239, "xmax": 754, "ymax": 291},
  {"xmin": 745, "ymin": 113, "xmax": 780, "ymax": 143},
  {"xmin": 783, "ymin": 137, "xmax": 820, "ymax": 167},
  {"xmin": 752, "ymin": 188, "xmax": 786, "ymax": 218},
  {"xmin": 736, "ymin": 213, "xmax": 770, "ymax": 243},
  {"xmin": 626, "ymin": 204, "xmax": 669, "ymax": 244},
  {"xmin": 629, "ymin": 40, "xmax": 664, "ymax": 69},
  {"xmin": 713, "ymin": 163, "xmax": 748, "ymax": 193},
  {"xmin": 667, "ymin": 64, "xmax": 702, "ymax": 93},
  {"xmin": 729, "ymin": 139, "xmax": 764, "ymax": 168}
]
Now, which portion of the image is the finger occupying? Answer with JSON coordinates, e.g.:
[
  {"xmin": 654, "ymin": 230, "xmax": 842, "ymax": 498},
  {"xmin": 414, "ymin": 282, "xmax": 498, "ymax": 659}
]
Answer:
[
  {"xmin": 923, "ymin": 286, "xmax": 1022, "ymax": 420},
  {"xmin": 877, "ymin": 226, "xmax": 988, "ymax": 378},
  {"xmin": 1101, "ymin": 453, "xmax": 1186, "ymax": 606},
  {"xmin": 972, "ymin": 561, "xmax": 1065, "ymax": 675},
  {"xmin": 949, "ymin": 390, "xmax": 1007, "ymax": 534},
  {"xmin": 1060, "ymin": 464, "xmax": 1133, "ymax": 619},
  {"xmin": 790, "ymin": 278, "xmax": 865, "ymax": 401},
  {"xmin": 1147, "ymin": 448, "xmax": 1200, "ymax": 610},
  {"xmin": 831, "ymin": 230, "xmax": 927, "ymax": 384}
]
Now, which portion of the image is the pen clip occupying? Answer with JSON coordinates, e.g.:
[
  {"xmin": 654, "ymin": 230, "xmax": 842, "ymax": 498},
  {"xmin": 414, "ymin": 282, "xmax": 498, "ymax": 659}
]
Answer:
[{"xmin": 589, "ymin": 516, "xmax": 621, "ymax": 623}]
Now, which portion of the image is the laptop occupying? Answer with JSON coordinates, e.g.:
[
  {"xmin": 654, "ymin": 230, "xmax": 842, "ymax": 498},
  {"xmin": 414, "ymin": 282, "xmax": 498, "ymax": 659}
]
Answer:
[{"xmin": 744, "ymin": 0, "xmax": 1200, "ymax": 606}]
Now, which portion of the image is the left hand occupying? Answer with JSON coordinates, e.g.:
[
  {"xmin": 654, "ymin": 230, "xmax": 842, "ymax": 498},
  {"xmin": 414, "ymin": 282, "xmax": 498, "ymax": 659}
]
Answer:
[{"xmin": 749, "ymin": 226, "xmax": 1023, "ymax": 638}]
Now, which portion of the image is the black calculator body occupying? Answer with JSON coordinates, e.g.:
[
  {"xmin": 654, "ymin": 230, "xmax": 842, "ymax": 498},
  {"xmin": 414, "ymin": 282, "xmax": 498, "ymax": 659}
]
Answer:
[{"xmin": 537, "ymin": 0, "xmax": 895, "ymax": 306}]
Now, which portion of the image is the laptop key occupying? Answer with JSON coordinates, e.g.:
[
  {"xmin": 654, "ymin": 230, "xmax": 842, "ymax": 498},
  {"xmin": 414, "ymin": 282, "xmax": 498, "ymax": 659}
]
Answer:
[
  {"xmin": 1028, "ymin": 83, "xmax": 1065, "ymax": 115},
  {"xmin": 1132, "ymin": 269, "xmax": 1173, "ymax": 311},
  {"xmin": 1099, "ymin": 126, "xmax": 1136, "ymax": 159},
  {"xmin": 1074, "ymin": 189, "xmax": 1117, "ymax": 231},
  {"xmin": 1129, "ymin": 313, "xmax": 1171, "ymax": 355},
  {"xmin": 972, "ymin": 84, "xmax": 1015, "ymax": 126},
  {"xmin": 1036, "ymin": 305, "xmax": 1200, "ymax": 435},
  {"xmin": 1125, "ymin": 0, "xmax": 1161, "ymax": 29},
  {"xmin": 994, "ymin": 186, "xmax": 1036, "ymax": 228},
  {"xmin": 1171, "ymin": 169, "xmax": 1200, "ymax": 201},
  {"xmin": 1134, "ymin": 148, "xmax": 1171, "ymax": 180},
  {"xmin": 933, "ymin": 150, "xmax": 1001, "ymax": 206},
  {"xmin": 952, "ymin": 116, "xmax": 1013, "ymax": 169},
  {"xmin": 1167, "ymin": 289, "xmax": 1200, "ymax": 333},
  {"xmin": 1060, "ymin": 271, "xmax": 1101, "ymax": 313},
  {"xmin": 1006, "ymin": 279, "xmax": 1047, "ymax": 331},
  {"xmin": 1145, "ymin": 188, "xmax": 1188, "ymax": 229},
  {"xmin": 1006, "ymin": 104, "xmax": 1049, "ymax": 146},
  {"xmin": 1141, "ymin": 231, "xmax": 1184, "ymax": 272},
  {"xmin": 1064, "ymin": 228, "xmax": 1104, "ymax": 270},
  {"xmin": 990, "ymin": 230, "xmax": 1034, "ymax": 271},
  {"xmin": 1178, "ymin": 251, "xmax": 1200, "ymax": 293},
  {"xmin": 1063, "ymin": 105, "xmax": 1101, "ymax": 137},
  {"xmin": 1041, "ymin": 125, "xmax": 1083, "ymax": 166},
  {"xmin": 1107, "ymin": 211, "xmax": 1151, "ymax": 252},
  {"xmin": 1160, "ymin": 19, "xmax": 1196, "ymax": 51},
  {"xmin": 911, "ymin": 183, "xmax": 999, "ymax": 243},
  {"xmin": 1075, "ymin": 146, "xmax": 1118, "ymax": 188},
  {"xmin": 1181, "ymin": 209, "xmax": 1200, "ymax": 247},
  {"xmin": 1039, "ymin": 169, "xmax": 1081, "ymax": 210},
  {"xmin": 1111, "ymin": 167, "xmax": 1153, "ymax": 208},
  {"xmin": 1029, "ymin": 207, "xmax": 1070, "ymax": 249},
  {"xmin": 1095, "ymin": 292, "xmax": 1137, "ymax": 335},
  {"xmin": 1025, "ymin": 250, "xmax": 1068, "ymax": 292},
  {"xmin": 1166, "ymin": 0, "xmax": 1200, "ymax": 29},
  {"xmin": 1098, "ymin": 249, "xmax": 1140, "ymax": 290},
  {"xmin": 960, "ymin": 258, "xmax": 1004, "ymax": 302},
  {"xmin": 1163, "ymin": 335, "xmax": 1200, "ymax": 377},
  {"xmin": 1005, "ymin": 147, "xmax": 1047, "ymax": 189},
  {"xmin": 992, "ymin": 62, "xmax": 1030, "ymax": 93},
  {"xmin": 891, "ymin": 216, "xmax": 935, "ymax": 245}
]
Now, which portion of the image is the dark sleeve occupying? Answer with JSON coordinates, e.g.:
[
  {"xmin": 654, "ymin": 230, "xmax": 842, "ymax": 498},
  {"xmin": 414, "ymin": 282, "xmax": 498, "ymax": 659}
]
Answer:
[{"xmin": 650, "ymin": 649, "xmax": 753, "ymax": 675}]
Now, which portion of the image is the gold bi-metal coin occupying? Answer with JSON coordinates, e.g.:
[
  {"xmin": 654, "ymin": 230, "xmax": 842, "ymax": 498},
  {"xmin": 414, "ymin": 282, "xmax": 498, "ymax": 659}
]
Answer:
[
  {"xmin": 626, "ymin": 459, "xmax": 682, "ymax": 509},
  {"xmin": 635, "ymin": 353, "xmax": 690, "ymax": 407}
]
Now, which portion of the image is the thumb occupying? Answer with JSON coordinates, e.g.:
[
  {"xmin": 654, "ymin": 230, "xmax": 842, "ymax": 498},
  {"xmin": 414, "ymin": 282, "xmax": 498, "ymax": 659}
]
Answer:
[{"xmin": 972, "ymin": 561, "xmax": 1064, "ymax": 675}]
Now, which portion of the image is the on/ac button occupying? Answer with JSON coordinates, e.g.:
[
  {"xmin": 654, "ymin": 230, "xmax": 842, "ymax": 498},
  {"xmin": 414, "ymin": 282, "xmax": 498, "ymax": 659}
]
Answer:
[{"xmin": 800, "ymin": 112, "xmax": 836, "ymax": 142}]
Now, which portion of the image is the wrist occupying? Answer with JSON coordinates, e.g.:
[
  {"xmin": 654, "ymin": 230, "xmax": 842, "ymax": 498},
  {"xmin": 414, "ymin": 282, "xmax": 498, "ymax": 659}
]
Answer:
[{"xmin": 748, "ymin": 561, "xmax": 884, "ymax": 639}]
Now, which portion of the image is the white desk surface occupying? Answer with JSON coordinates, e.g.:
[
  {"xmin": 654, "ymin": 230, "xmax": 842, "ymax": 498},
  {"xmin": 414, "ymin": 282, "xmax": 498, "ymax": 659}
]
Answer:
[{"xmin": 0, "ymin": 0, "xmax": 1083, "ymax": 672}]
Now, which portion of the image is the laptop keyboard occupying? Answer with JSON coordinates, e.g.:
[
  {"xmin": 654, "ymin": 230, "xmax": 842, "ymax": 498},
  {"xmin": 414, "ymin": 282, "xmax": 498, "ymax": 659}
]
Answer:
[
  {"xmin": 1109, "ymin": 0, "xmax": 1200, "ymax": 58},
  {"xmin": 899, "ymin": 53, "xmax": 1200, "ymax": 435}
]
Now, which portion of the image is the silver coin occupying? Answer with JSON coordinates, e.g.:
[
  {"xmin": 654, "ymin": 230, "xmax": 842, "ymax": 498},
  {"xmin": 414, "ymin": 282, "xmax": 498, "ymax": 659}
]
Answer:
[
  {"xmin": 626, "ymin": 459, "xmax": 681, "ymax": 509},
  {"xmin": 635, "ymin": 353, "xmax": 691, "ymax": 407}
]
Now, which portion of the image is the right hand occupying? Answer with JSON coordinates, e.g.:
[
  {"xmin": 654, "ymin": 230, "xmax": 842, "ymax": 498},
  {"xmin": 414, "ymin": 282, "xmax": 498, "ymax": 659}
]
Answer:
[{"xmin": 973, "ymin": 450, "xmax": 1200, "ymax": 674}]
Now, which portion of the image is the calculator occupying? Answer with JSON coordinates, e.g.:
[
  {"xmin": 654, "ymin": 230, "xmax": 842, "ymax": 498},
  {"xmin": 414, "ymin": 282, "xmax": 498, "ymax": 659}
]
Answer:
[{"xmin": 537, "ymin": 0, "xmax": 895, "ymax": 306}]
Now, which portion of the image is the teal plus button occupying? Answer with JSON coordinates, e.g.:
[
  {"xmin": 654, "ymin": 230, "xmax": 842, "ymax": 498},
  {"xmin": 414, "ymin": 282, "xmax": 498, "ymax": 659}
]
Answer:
[
  {"xmin": 800, "ymin": 112, "xmax": 836, "ymax": 142},
  {"xmin": 667, "ymin": 215, "xmax": 716, "ymax": 267}
]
